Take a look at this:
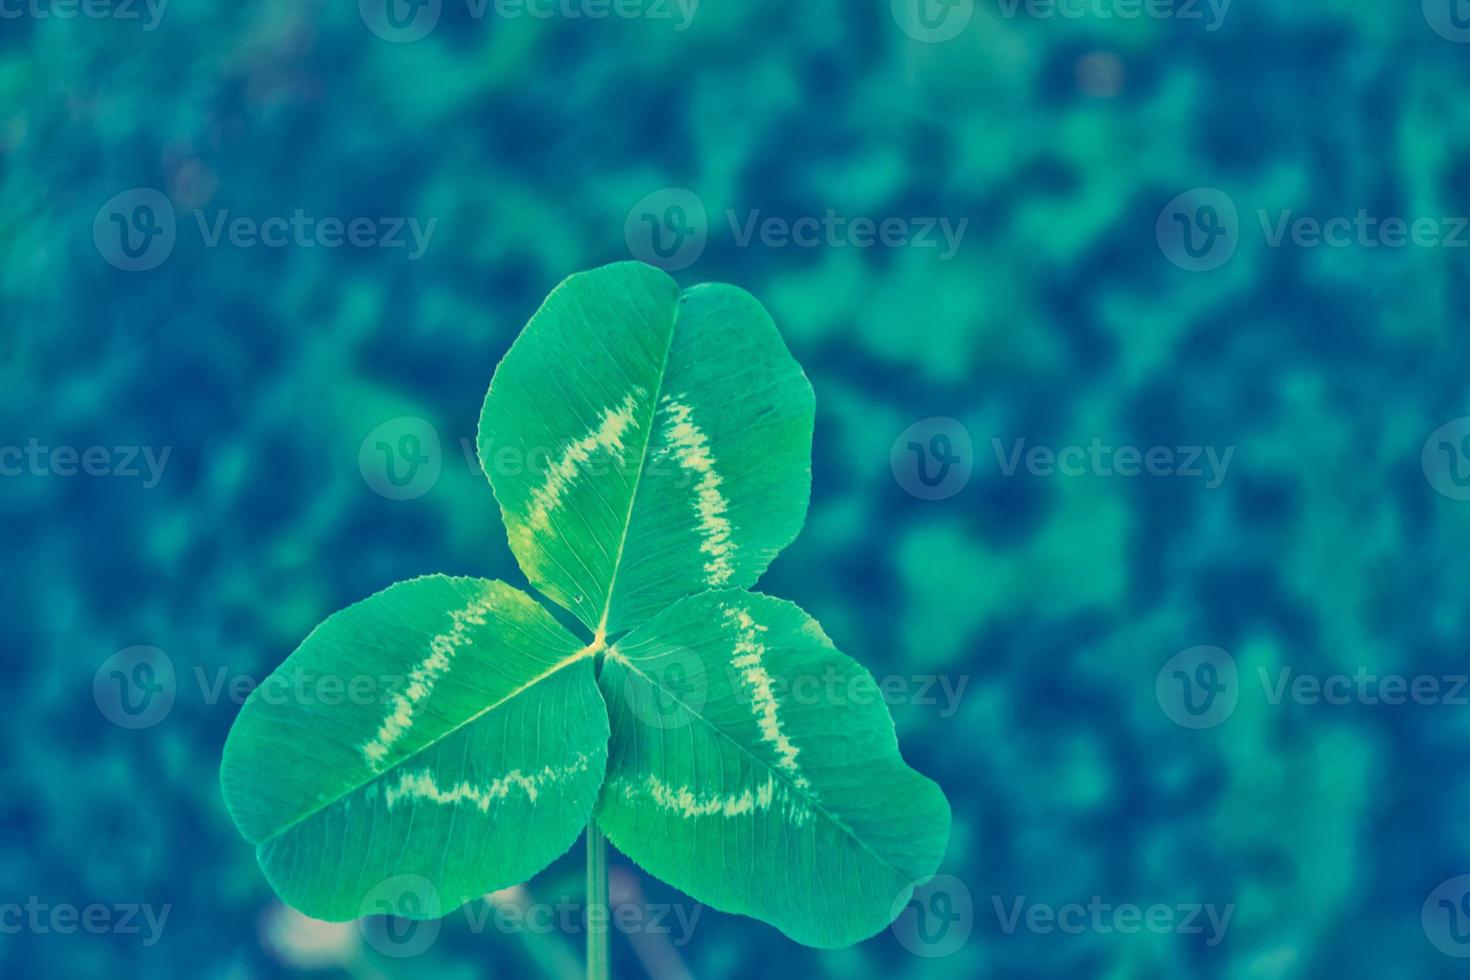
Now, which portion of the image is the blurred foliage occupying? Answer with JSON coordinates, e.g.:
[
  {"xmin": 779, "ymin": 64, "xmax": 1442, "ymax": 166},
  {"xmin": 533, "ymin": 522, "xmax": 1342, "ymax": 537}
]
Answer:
[{"xmin": 3, "ymin": 1, "xmax": 1470, "ymax": 977}]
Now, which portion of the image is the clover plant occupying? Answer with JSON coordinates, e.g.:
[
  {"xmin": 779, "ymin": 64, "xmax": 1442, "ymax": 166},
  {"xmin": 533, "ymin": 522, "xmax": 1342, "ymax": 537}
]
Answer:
[{"xmin": 219, "ymin": 261, "xmax": 951, "ymax": 975}]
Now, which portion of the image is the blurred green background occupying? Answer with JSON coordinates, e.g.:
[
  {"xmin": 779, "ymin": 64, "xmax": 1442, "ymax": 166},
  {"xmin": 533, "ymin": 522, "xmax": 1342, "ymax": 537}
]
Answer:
[{"xmin": 6, "ymin": 0, "xmax": 1470, "ymax": 976}]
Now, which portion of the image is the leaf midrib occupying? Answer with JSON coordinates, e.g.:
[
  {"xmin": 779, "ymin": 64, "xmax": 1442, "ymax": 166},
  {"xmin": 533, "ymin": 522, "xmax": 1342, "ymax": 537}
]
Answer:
[{"xmin": 591, "ymin": 290, "xmax": 685, "ymax": 641}]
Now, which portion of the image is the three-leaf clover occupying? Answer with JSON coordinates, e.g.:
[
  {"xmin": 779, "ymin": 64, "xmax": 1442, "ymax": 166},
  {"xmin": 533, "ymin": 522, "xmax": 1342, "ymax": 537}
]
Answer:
[{"xmin": 219, "ymin": 261, "xmax": 951, "ymax": 953}]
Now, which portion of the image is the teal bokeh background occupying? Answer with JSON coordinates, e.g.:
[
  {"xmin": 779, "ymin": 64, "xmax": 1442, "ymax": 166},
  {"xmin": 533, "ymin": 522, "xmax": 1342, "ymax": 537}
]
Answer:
[{"xmin": 5, "ymin": 1, "xmax": 1470, "ymax": 976}]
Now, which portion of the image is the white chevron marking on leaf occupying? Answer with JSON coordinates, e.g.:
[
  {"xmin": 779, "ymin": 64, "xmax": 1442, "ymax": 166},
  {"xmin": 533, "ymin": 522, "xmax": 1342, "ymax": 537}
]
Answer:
[
  {"xmin": 360, "ymin": 587, "xmax": 498, "ymax": 769},
  {"xmin": 724, "ymin": 605, "xmax": 810, "ymax": 791},
  {"xmin": 384, "ymin": 754, "xmax": 592, "ymax": 811},
  {"xmin": 522, "ymin": 391, "xmax": 642, "ymax": 535},
  {"xmin": 629, "ymin": 772, "xmax": 810, "ymax": 824},
  {"xmin": 640, "ymin": 772, "xmax": 774, "ymax": 817},
  {"xmin": 660, "ymin": 397, "xmax": 735, "ymax": 586}
]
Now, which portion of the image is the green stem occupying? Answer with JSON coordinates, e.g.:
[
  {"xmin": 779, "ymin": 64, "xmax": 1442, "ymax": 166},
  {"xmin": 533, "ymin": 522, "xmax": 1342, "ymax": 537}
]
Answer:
[{"xmin": 586, "ymin": 823, "xmax": 610, "ymax": 980}]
